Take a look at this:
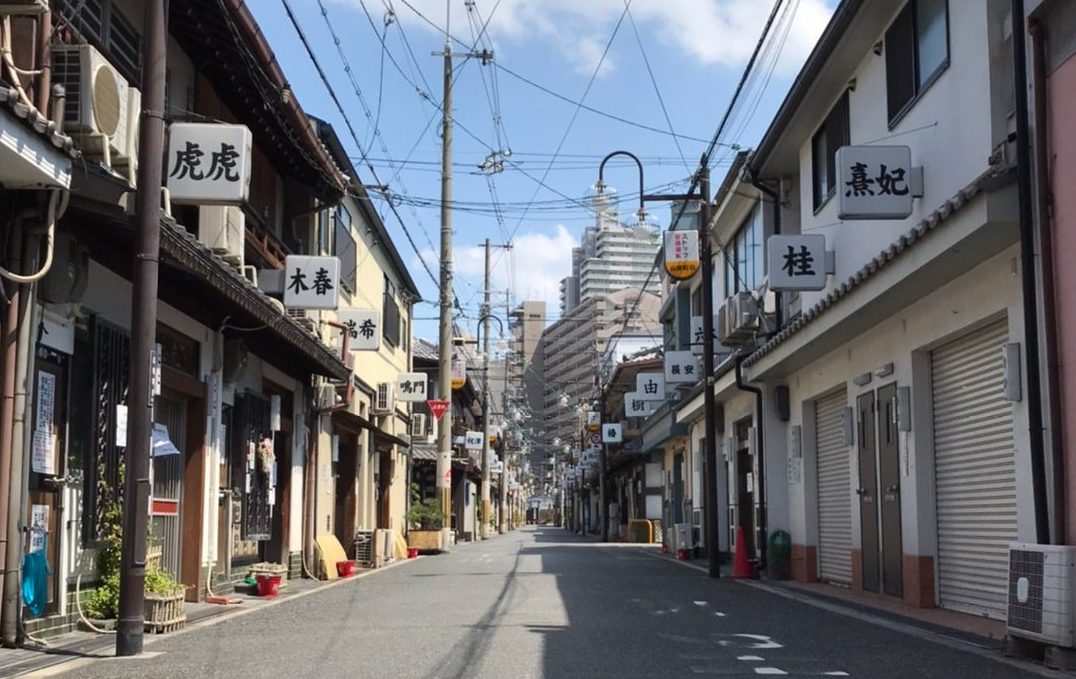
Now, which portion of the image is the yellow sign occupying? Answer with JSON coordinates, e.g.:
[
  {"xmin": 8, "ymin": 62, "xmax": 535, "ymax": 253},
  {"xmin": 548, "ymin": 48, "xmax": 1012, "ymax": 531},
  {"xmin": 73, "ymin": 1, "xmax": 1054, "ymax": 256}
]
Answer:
[
  {"xmin": 664, "ymin": 230, "xmax": 700, "ymax": 280},
  {"xmin": 451, "ymin": 353, "xmax": 466, "ymax": 390}
]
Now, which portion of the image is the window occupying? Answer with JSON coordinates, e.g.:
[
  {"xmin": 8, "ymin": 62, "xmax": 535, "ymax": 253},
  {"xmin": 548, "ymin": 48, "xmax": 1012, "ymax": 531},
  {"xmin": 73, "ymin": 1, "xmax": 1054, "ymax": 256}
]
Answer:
[
  {"xmin": 811, "ymin": 93, "xmax": 850, "ymax": 211},
  {"xmin": 333, "ymin": 206, "xmax": 355, "ymax": 293},
  {"xmin": 317, "ymin": 209, "xmax": 332, "ymax": 255},
  {"xmin": 107, "ymin": 6, "xmax": 141, "ymax": 81},
  {"xmin": 885, "ymin": 0, "xmax": 949, "ymax": 124},
  {"xmin": 724, "ymin": 204, "xmax": 764, "ymax": 295},
  {"xmin": 383, "ymin": 276, "xmax": 400, "ymax": 348}
]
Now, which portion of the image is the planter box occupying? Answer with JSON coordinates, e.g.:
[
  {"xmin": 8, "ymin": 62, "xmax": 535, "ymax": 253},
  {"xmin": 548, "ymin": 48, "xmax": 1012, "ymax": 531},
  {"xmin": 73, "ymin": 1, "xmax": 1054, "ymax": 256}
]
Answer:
[
  {"xmin": 407, "ymin": 531, "xmax": 444, "ymax": 553},
  {"xmin": 144, "ymin": 588, "xmax": 186, "ymax": 634},
  {"xmin": 248, "ymin": 562, "xmax": 288, "ymax": 589}
]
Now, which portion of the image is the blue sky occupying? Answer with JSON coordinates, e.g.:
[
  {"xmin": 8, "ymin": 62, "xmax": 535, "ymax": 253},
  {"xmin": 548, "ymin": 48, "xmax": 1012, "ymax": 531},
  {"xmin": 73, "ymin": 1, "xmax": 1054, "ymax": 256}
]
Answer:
[{"xmin": 248, "ymin": 0, "xmax": 836, "ymax": 341}]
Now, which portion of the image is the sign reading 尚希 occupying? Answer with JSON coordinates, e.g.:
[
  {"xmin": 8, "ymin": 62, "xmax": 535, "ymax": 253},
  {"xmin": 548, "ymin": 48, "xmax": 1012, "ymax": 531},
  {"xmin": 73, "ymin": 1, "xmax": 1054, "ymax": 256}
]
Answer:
[
  {"xmin": 283, "ymin": 256, "xmax": 340, "ymax": 310},
  {"xmin": 663, "ymin": 230, "xmax": 700, "ymax": 280},
  {"xmin": 767, "ymin": 235, "xmax": 828, "ymax": 291},
  {"xmin": 337, "ymin": 309, "xmax": 381, "ymax": 351},
  {"xmin": 664, "ymin": 350, "xmax": 698, "ymax": 384},
  {"xmin": 837, "ymin": 145, "xmax": 919, "ymax": 220},
  {"xmin": 396, "ymin": 373, "xmax": 428, "ymax": 402},
  {"xmin": 166, "ymin": 123, "xmax": 253, "ymax": 204}
]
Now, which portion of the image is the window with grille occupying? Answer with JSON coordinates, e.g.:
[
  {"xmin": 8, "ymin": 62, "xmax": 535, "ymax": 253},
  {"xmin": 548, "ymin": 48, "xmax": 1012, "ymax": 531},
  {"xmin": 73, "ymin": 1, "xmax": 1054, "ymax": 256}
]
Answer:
[
  {"xmin": 885, "ymin": 0, "xmax": 949, "ymax": 125},
  {"xmin": 383, "ymin": 276, "xmax": 400, "ymax": 348},
  {"xmin": 107, "ymin": 5, "xmax": 141, "ymax": 82},
  {"xmin": 333, "ymin": 206, "xmax": 355, "ymax": 293},
  {"xmin": 724, "ymin": 203, "xmax": 764, "ymax": 294}
]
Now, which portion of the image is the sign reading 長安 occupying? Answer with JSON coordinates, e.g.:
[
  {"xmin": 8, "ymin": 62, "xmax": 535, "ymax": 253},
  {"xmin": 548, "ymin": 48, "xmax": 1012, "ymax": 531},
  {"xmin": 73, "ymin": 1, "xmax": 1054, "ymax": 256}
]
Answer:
[{"xmin": 664, "ymin": 350, "xmax": 698, "ymax": 384}]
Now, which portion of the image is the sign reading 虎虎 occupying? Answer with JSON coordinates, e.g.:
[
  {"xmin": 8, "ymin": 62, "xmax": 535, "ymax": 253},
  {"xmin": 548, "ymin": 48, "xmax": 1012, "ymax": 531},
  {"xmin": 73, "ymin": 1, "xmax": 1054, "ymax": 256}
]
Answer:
[
  {"xmin": 283, "ymin": 256, "xmax": 340, "ymax": 310},
  {"xmin": 837, "ymin": 145, "xmax": 921, "ymax": 220},
  {"xmin": 166, "ymin": 123, "xmax": 253, "ymax": 204},
  {"xmin": 767, "ymin": 235, "xmax": 828, "ymax": 292},
  {"xmin": 396, "ymin": 373, "xmax": 428, "ymax": 402},
  {"xmin": 664, "ymin": 230, "xmax": 700, "ymax": 280},
  {"xmin": 337, "ymin": 309, "xmax": 381, "ymax": 351}
]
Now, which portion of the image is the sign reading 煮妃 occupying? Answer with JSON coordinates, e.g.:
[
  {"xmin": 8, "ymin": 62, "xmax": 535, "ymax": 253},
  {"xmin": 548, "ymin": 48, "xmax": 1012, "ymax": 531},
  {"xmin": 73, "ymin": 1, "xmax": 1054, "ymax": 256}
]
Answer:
[
  {"xmin": 664, "ymin": 350, "xmax": 698, "ymax": 384},
  {"xmin": 283, "ymin": 256, "xmax": 340, "ymax": 310},
  {"xmin": 396, "ymin": 373, "xmax": 428, "ymax": 402},
  {"xmin": 166, "ymin": 123, "xmax": 253, "ymax": 204},
  {"xmin": 602, "ymin": 423, "xmax": 623, "ymax": 444},
  {"xmin": 663, "ymin": 230, "xmax": 700, "ymax": 280},
  {"xmin": 337, "ymin": 309, "xmax": 381, "ymax": 351},
  {"xmin": 464, "ymin": 431, "xmax": 483, "ymax": 451},
  {"xmin": 636, "ymin": 372, "xmax": 665, "ymax": 401},
  {"xmin": 767, "ymin": 235, "xmax": 828, "ymax": 292},
  {"xmin": 837, "ymin": 145, "xmax": 919, "ymax": 220}
]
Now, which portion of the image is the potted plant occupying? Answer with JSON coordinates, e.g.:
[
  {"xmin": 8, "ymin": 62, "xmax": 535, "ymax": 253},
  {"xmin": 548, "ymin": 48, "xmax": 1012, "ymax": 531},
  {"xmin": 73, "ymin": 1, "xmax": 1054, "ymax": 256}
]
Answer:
[
  {"xmin": 144, "ymin": 568, "xmax": 187, "ymax": 634},
  {"xmin": 406, "ymin": 484, "xmax": 444, "ymax": 553},
  {"xmin": 248, "ymin": 561, "xmax": 288, "ymax": 589}
]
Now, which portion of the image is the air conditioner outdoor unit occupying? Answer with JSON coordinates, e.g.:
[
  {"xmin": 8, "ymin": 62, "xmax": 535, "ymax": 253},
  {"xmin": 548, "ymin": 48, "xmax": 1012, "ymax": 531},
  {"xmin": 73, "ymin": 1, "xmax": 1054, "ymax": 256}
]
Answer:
[
  {"xmin": 287, "ymin": 308, "xmax": 318, "ymax": 333},
  {"xmin": 316, "ymin": 384, "xmax": 337, "ymax": 410},
  {"xmin": 716, "ymin": 292, "xmax": 759, "ymax": 346},
  {"xmin": 674, "ymin": 523, "xmax": 692, "ymax": 554},
  {"xmin": 0, "ymin": 0, "xmax": 48, "ymax": 16},
  {"xmin": 51, "ymin": 43, "xmax": 132, "ymax": 165},
  {"xmin": 410, "ymin": 414, "xmax": 428, "ymax": 439},
  {"xmin": 112, "ymin": 86, "xmax": 141, "ymax": 184},
  {"xmin": 198, "ymin": 205, "xmax": 245, "ymax": 268},
  {"xmin": 373, "ymin": 383, "xmax": 395, "ymax": 414},
  {"xmin": 1007, "ymin": 543, "xmax": 1076, "ymax": 647}
]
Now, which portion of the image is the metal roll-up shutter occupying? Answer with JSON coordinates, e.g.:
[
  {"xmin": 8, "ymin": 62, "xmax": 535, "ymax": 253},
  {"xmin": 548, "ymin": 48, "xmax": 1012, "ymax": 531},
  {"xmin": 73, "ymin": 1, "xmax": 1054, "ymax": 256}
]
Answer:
[
  {"xmin": 816, "ymin": 390, "xmax": 851, "ymax": 584},
  {"xmin": 932, "ymin": 319, "xmax": 1016, "ymax": 619}
]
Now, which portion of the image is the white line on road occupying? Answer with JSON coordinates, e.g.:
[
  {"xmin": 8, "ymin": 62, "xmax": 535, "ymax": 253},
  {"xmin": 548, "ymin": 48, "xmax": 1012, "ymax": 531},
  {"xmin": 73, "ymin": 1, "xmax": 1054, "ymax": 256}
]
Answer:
[
  {"xmin": 737, "ymin": 655, "xmax": 764, "ymax": 661},
  {"xmin": 753, "ymin": 668, "xmax": 788, "ymax": 675},
  {"xmin": 694, "ymin": 600, "xmax": 708, "ymax": 606},
  {"xmin": 714, "ymin": 612, "xmax": 726, "ymax": 617},
  {"xmin": 822, "ymin": 672, "xmax": 850, "ymax": 676}
]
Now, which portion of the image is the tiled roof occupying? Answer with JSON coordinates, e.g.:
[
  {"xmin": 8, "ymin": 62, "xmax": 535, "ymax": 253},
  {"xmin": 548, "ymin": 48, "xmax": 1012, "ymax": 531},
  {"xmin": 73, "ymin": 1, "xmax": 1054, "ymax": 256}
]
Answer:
[
  {"xmin": 413, "ymin": 338, "xmax": 439, "ymax": 361},
  {"xmin": 0, "ymin": 85, "xmax": 79, "ymax": 159},
  {"xmin": 744, "ymin": 163, "xmax": 1013, "ymax": 367}
]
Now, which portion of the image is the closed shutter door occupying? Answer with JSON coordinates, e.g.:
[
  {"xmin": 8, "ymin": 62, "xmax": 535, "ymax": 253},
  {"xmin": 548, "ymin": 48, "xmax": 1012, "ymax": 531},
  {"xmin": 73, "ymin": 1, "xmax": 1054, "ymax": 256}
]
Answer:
[
  {"xmin": 816, "ymin": 390, "xmax": 851, "ymax": 584},
  {"xmin": 932, "ymin": 320, "xmax": 1016, "ymax": 619}
]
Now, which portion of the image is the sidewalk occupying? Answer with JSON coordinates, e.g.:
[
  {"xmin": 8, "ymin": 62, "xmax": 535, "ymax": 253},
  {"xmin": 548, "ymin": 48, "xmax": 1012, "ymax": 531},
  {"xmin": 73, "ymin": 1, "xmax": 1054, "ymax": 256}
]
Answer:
[{"xmin": 0, "ymin": 557, "xmax": 418, "ymax": 678}]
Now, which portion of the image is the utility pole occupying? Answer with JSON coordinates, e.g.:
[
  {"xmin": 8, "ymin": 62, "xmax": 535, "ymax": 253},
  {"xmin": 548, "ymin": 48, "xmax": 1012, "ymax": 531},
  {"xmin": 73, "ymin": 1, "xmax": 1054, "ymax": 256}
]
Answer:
[
  {"xmin": 698, "ymin": 167, "xmax": 721, "ymax": 579},
  {"xmin": 480, "ymin": 238, "xmax": 492, "ymax": 539},
  {"xmin": 116, "ymin": 0, "xmax": 166, "ymax": 656},
  {"xmin": 436, "ymin": 38, "xmax": 455, "ymax": 552}
]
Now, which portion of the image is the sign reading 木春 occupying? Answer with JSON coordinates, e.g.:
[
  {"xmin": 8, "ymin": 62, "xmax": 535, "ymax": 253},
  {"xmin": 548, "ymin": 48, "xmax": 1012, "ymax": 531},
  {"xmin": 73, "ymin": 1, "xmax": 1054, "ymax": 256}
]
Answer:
[
  {"xmin": 602, "ymin": 423, "xmax": 623, "ymax": 444},
  {"xmin": 283, "ymin": 256, "xmax": 340, "ymax": 310},
  {"xmin": 663, "ymin": 230, "xmax": 700, "ymax": 280},
  {"xmin": 166, "ymin": 123, "xmax": 253, "ymax": 204},
  {"xmin": 837, "ymin": 145, "xmax": 917, "ymax": 220},
  {"xmin": 664, "ymin": 350, "xmax": 698, "ymax": 384},
  {"xmin": 636, "ymin": 372, "xmax": 665, "ymax": 401},
  {"xmin": 464, "ymin": 431, "xmax": 484, "ymax": 450},
  {"xmin": 396, "ymin": 373, "xmax": 428, "ymax": 402},
  {"xmin": 337, "ymin": 309, "xmax": 381, "ymax": 351},
  {"xmin": 767, "ymin": 235, "xmax": 828, "ymax": 291}
]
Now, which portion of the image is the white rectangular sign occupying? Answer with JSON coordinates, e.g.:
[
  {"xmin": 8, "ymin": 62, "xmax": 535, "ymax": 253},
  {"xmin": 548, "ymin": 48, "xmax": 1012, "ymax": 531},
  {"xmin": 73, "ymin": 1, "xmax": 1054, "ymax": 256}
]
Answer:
[
  {"xmin": 396, "ymin": 372, "xmax": 428, "ymax": 402},
  {"xmin": 690, "ymin": 316, "xmax": 719, "ymax": 356},
  {"xmin": 767, "ymin": 234, "xmax": 828, "ymax": 291},
  {"xmin": 602, "ymin": 423, "xmax": 623, "ymax": 444},
  {"xmin": 490, "ymin": 459, "xmax": 504, "ymax": 474},
  {"xmin": 337, "ymin": 309, "xmax": 381, "ymax": 351},
  {"xmin": 624, "ymin": 392, "xmax": 656, "ymax": 418},
  {"xmin": 166, "ymin": 123, "xmax": 253, "ymax": 204},
  {"xmin": 664, "ymin": 350, "xmax": 698, "ymax": 384},
  {"xmin": 837, "ymin": 145, "xmax": 915, "ymax": 220},
  {"xmin": 464, "ymin": 431, "xmax": 484, "ymax": 451},
  {"xmin": 636, "ymin": 372, "xmax": 665, "ymax": 401},
  {"xmin": 283, "ymin": 256, "xmax": 340, "ymax": 310}
]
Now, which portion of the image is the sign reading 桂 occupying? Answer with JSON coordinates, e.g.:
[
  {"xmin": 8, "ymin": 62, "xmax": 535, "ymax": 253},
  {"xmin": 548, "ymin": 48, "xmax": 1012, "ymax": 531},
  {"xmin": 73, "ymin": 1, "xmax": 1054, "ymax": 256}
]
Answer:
[
  {"xmin": 767, "ymin": 235, "xmax": 828, "ymax": 291},
  {"xmin": 283, "ymin": 256, "xmax": 340, "ymax": 310},
  {"xmin": 167, "ymin": 123, "xmax": 252, "ymax": 204},
  {"xmin": 396, "ymin": 373, "xmax": 428, "ymax": 402},
  {"xmin": 337, "ymin": 309, "xmax": 380, "ymax": 351},
  {"xmin": 664, "ymin": 350, "xmax": 698, "ymax": 384},
  {"xmin": 663, "ymin": 230, "xmax": 700, "ymax": 280},
  {"xmin": 636, "ymin": 372, "xmax": 665, "ymax": 401},
  {"xmin": 837, "ymin": 145, "xmax": 919, "ymax": 220}
]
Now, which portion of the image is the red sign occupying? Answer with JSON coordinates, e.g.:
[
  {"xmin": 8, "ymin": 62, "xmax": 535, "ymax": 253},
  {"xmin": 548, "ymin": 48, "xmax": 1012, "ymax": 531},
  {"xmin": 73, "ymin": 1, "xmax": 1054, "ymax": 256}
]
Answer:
[{"xmin": 428, "ymin": 399, "xmax": 450, "ymax": 421}]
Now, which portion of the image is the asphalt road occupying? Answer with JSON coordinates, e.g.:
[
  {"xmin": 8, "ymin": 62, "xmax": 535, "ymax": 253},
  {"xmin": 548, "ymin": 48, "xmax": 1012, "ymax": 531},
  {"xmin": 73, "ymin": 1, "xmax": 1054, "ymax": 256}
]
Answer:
[{"xmin": 36, "ymin": 527, "xmax": 1055, "ymax": 679}]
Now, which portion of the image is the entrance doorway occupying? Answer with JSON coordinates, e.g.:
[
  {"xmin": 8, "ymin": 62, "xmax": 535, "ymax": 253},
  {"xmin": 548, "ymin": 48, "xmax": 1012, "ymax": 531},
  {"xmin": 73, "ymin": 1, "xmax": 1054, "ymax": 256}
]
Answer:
[{"xmin": 856, "ymin": 384, "xmax": 902, "ymax": 596}]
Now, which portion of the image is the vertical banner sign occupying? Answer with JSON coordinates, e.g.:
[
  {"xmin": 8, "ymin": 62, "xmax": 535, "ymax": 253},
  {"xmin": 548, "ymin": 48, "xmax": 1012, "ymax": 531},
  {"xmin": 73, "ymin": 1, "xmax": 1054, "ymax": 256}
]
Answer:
[
  {"xmin": 602, "ymin": 423, "xmax": 623, "ymax": 444},
  {"xmin": 451, "ymin": 353, "xmax": 467, "ymax": 390},
  {"xmin": 166, "ymin": 123, "xmax": 253, "ymax": 204},
  {"xmin": 586, "ymin": 411, "xmax": 601, "ymax": 432},
  {"xmin": 767, "ymin": 234, "xmax": 828, "ymax": 291},
  {"xmin": 29, "ymin": 505, "xmax": 48, "ymax": 553},
  {"xmin": 836, "ymin": 145, "xmax": 917, "ymax": 220},
  {"xmin": 336, "ymin": 309, "xmax": 381, "ymax": 351},
  {"xmin": 396, "ymin": 373, "xmax": 428, "ymax": 402},
  {"xmin": 32, "ymin": 371, "xmax": 56, "ymax": 475},
  {"xmin": 636, "ymin": 372, "xmax": 666, "ymax": 401},
  {"xmin": 691, "ymin": 316, "xmax": 719, "ymax": 356},
  {"xmin": 664, "ymin": 350, "xmax": 698, "ymax": 384},
  {"xmin": 663, "ymin": 230, "xmax": 700, "ymax": 280},
  {"xmin": 283, "ymin": 256, "xmax": 341, "ymax": 310}
]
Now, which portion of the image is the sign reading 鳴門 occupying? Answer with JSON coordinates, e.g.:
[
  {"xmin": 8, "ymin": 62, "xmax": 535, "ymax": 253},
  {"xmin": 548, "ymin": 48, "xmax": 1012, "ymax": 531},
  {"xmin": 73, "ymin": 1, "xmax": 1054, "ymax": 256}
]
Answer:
[
  {"xmin": 663, "ymin": 230, "xmax": 700, "ymax": 280},
  {"xmin": 283, "ymin": 256, "xmax": 340, "ymax": 310},
  {"xmin": 396, "ymin": 373, "xmax": 428, "ymax": 402},
  {"xmin": 767, "ymin": 235, "xmax": 828, "ymax": 292},
  {"xmin": 837, "ymin": 145, "xmax": 919, "ymax": 220},
  {"xmin": 166, "ymin": 123, "xmax": 253, "ymax": 204},
  {"xmin": 337, "ymin": 309, "xmax": 381, "ymax": 351}
]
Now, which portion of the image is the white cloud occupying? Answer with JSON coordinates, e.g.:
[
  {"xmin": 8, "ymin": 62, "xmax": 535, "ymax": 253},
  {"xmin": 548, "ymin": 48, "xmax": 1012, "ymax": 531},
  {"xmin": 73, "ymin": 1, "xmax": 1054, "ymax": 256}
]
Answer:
[{"xmin": 349, "ymin": 0, "xmax": 833, "ymax": 75}]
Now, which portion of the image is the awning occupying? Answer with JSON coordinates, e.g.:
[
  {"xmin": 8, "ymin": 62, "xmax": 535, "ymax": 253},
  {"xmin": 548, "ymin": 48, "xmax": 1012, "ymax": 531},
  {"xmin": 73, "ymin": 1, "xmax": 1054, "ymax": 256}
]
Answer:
[
  {"xmin": 331, "ymin": 409, "xmax": 411, "ymax": 448},
  {"xmin": 0, "ymin": 92, "xmax": 74, "ymax": 189},
  {"xmin": 640, "ymin": 402, "xmax": 687, "ymax": 451},
  {"xmin": 411, "ymin": 444, "xmax": 437, "ymax": 461}
]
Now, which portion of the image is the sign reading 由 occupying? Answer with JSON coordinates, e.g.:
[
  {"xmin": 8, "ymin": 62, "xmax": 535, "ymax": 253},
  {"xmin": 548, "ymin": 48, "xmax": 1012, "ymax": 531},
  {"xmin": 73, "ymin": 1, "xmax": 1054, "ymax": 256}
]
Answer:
[{"xmin": 167, "ymin": 123, "xmax": 253, "ymax": 204}]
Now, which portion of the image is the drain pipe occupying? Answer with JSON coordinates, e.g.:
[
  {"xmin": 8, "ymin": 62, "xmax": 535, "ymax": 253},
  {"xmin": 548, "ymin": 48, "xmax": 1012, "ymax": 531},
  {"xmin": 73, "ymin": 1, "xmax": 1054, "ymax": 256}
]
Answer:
[
  {"xmin": 1011, "ymin": 0, "xmax": 1050, "ymax": 546},
  {"xmin": 749, "ymin": 172, "xmax": 783, "ymax": 332},
  {"xmin": 0, "ymin": 215, "xmax": 24, "ymax": 622},
  {"xmin": 735, "ymin": 353, "xmax": 766, "ymax": 570}
]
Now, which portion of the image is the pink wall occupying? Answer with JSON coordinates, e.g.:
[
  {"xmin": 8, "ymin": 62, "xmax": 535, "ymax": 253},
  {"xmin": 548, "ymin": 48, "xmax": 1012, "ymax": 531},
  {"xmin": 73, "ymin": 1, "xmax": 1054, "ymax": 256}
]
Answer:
[{"xmin": 1048, "ymin": 54, "xmax": 1076, "ymax": 544}]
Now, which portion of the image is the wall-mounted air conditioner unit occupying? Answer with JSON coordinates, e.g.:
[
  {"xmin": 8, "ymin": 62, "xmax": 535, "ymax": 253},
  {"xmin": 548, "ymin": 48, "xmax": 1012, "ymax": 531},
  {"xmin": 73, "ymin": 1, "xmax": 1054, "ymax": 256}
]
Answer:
[
  {"xmin": 198, "ymin": 205, "xmax": 245, "ymax": 268},
  {"xmin": 317, "ymin": 384, "xmax": 337, "ymax": 410},
  {"xmin": 1007, "ymin": 543, "xmax": 1076, "ymax": 647},
  {"xmin": 716, "ymin": 292, "xmax": 759, "ymax": 346},
  {"xmin": 373, "ymin": 383, "xmax": 395, "ymax": 414},
  {"xmin": 0, "ymin": 1, "xmax": 48, "ymax": 16},
  {"xmin": 287, "ymin": 308, "xmax": 319, "ymax": 334},
  {"xmin": 410, "ymin": 414, "xmax": 428, "ymax": 440},
  {"xmin": 51, "ymin": 43, "xmax": 132, "ymax": 166}
]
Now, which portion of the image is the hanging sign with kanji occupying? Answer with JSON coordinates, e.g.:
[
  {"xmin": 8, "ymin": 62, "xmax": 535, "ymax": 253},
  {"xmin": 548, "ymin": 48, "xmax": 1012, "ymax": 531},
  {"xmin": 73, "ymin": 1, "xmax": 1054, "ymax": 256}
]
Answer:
[
  {"xmin": 636, "ymin": 372, "xmax": 665, "ymax": 401},
  {"xmin": 663, "ymin": 230, "xmax": 700, "ymax": 280},
  {"xmin": 451, "ymin": 353, "xmax": 466, "ymax": 390},
  {"xmin": 602, "ymin": 423, "xmax": 623, "ymax": 444},
  {"xmin": 166, "ymin": 123, "xmax": 252, "ymax": 204},
  {"xmin": 664, "ymin": 350, "xmax": 698, "ymax": 384},
  {"xmin": 624, "ymin": 392, "xmax": 656, "ymax": 418},
  {"xmin": 691, "ymin": 316, "xmax": 719, "ymax": 356},
  {"xmin": 396, "ymin": 372, "xmax": 428, "ymax": 402},
  {"xmin": 767, "ymin": 235, "xmax": 828, "ymax": 291},
  {"xmin": 586, "ymin": 411, "xmax": 601, "ymax": 432},
  {"xmin": 428, "ymin": 399, "xmax": 449, "ymax": 421},
  {"xmin": 336, "ymin": 309, "xmax": 380, "ymax": 351},
  {"xmin": 837, "ymin": 145, "xmax": 920, "ymax": 220},
  {"xmin": 464, "ymin": 430, "xmax": 483, "ymax": 450},
  {"xmin": 283, "ymin": 256, "xmax": 340, "ymax": 310}
]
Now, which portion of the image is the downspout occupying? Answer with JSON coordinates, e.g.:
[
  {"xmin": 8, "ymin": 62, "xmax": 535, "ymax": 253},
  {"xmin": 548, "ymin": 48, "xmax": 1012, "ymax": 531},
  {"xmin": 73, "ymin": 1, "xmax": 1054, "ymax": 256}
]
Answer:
[
  {"xmin": 1011, "ymin": 0, "xmax": 1050, "ymax": 545},
  {"xmin": 1029, "ymin": 18, "xmax": 1065, "ymax": 545},
  {"xmin": 0, "ymin": 218, "xmax": 24, "ymax": 621},
  {"xmin": 735, "ymin": 354, "xmax": 766, "ymax": 570},
  {"xmin": 749, "ymin": 173, "xmax": 784, "ymax": 331}
]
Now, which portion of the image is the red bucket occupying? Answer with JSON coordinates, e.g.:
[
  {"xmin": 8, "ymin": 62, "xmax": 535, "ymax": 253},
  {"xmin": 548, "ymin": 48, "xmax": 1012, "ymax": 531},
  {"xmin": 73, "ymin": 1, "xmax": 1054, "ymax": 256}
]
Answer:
[
  {"xmin": 255, "ymin": 573, "xmax": 283, "ymax": 597},
  {"xmin": 336, "ymin": 560, "xmax": 358, "ymax": 578},
  {"xmin": 407, "ymin": 548, "xmax": 419, "ymax": 559}
]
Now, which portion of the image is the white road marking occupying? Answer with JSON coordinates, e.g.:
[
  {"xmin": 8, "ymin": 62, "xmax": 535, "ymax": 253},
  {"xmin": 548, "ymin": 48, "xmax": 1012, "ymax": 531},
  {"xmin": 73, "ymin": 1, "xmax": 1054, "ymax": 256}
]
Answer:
[
  {"xmin": 737, "ymin": 656, "xmax": 764, "ymax": 662},
  {"xmin": 822, "ymin": 673, "xmax": 850, "ymax": 677},
  {"xmin": 753, "ymin": 669, "xmax": 787, "ymax": 676},
  {"xmin": 694, "ymin": 600, "xmax": 708, "ymax": 606},
  {"xmin": 714, "ymin": 612, "xmax": 726, "ymax": 617}
]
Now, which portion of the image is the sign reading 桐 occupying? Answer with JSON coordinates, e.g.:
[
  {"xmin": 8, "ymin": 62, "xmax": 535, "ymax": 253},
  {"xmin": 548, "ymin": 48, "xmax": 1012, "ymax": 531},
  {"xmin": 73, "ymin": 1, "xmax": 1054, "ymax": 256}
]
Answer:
[
  {"xmin": 166, "ymin": 123, "xmax": 252, "ymax": 204},
  {"xmin": 283, "ymin": 256, "xmax": 340, "ymax": 310},
  {"xmin": 664, "ymin": 350, "xmax": 698, "ymax": 384},
  {"xmin": 767, "ymin": 235, "xmax": 828, "ymax": 291},
  {"xmin": 464, "ymin": 431, "xmax": 484, "ymax": 451},
  {"xmin": 602, "ymin": 423, "xmax": 623, "ymax": 444},
  {"xmin": 837, "ymin": 145, "xmax": 919, "ymax": 220},
  {"xmin": 690, "ymin": 316, "xmax": 719, "ymax": 356},
  {"xmin": 624, "ymin": 392, "xmax": 656, "ymax": 418},
  {"xmin": 337, "ymin": 309, "xmax": 380, "ymax": 351},
  {"xmin": 636, "ymin": 372, "xmax": 665, "ymax": 401},
  {"xmin": 663, "ymin": 230, "xmax": 700, "ymax": 280},
  {"xmin": 396, "ymin": 373, "xmax": 428, "ymax": 402}
]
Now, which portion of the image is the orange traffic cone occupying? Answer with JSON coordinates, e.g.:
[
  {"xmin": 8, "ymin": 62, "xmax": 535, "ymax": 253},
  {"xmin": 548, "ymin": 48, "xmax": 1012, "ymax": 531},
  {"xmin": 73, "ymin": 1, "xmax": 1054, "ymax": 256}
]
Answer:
[{"xmin": 732, "ymin": 526, "xmax": 753, "ymax": 579}]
